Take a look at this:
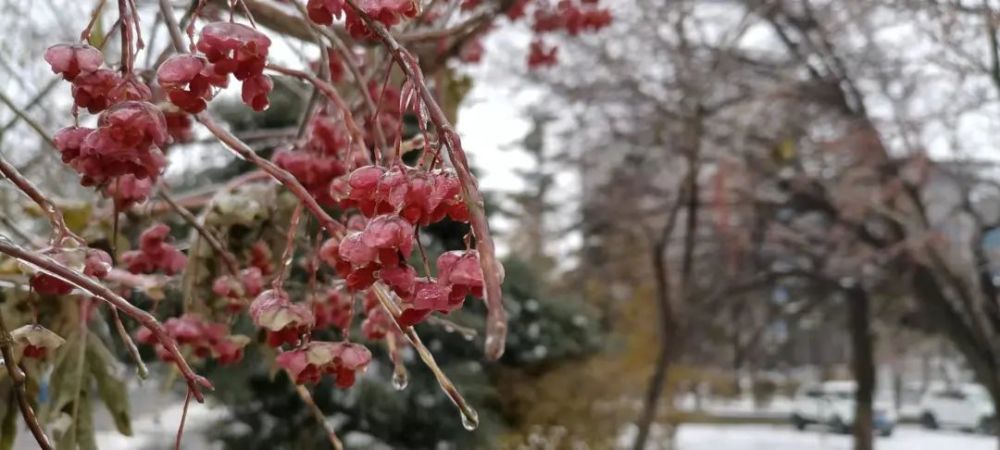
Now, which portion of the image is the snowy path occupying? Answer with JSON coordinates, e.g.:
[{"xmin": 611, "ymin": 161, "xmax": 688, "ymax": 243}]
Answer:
[{"xmin": 676, "ymin": 424, "xmax": 996, "ymax": 450}]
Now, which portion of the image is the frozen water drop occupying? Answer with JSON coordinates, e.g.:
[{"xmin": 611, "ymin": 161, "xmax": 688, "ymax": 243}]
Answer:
[
  {"xmin": 392, "ymin": 370, "xmax": 408, "ymax": 391},
  {"xmin": 461, "ymin": 408, "xmax": 479, "ymax": 431}
]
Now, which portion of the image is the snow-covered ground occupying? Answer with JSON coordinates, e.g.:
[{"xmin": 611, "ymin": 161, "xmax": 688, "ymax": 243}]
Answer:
[{"xmin": 676, "ymin": 424, "xmax": 996, "ymax": 450}]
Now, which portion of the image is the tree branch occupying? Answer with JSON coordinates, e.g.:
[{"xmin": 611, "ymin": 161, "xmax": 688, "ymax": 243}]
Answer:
[{"xmin": 0, "ymin": 238, "xmax": 213, "ymax": 401}]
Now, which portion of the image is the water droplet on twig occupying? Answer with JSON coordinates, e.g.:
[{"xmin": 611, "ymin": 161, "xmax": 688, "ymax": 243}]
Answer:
[
  {"xmin": 392, "ymin": 368, "xmax": 408, "ymax": 391},
  {"xmin": 461, "ymin": 408, "xmax": 479, "ymax": 431}
]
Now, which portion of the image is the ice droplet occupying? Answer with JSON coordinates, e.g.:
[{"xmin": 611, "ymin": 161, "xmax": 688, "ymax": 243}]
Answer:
[
  {"xmin": 392, "ymin": 369, "xmax": 408, "ymax": 391},
  {"xmin": 136, "ymin": 363, "xmax": 149, "ymax": 379},
  {"xmin": 461, "ymin": 408, "xmax": 479, "ymax": 431}
]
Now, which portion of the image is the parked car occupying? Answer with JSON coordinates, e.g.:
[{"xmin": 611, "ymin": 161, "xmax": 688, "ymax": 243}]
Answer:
[
  {"xmin": 919, "ymin": 383, "xmax": 995, "ymax": 433},
  {"xmin": 791, "ymin": 381, "xmax": 896, "ymax": 436}
]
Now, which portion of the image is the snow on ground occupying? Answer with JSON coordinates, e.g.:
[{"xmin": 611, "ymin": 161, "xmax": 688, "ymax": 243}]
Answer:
[
  {"xmin": 95, "ymin": 401, "xmax": 222, "ymax": 450},
  {"xmin": 676, "ymin": 424, "xmax": 996, "ymax": 450}
]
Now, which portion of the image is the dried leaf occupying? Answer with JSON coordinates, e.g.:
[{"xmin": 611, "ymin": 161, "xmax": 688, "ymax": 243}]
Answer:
[
  {"xmin": 75, "ymin": 392, "xmax": 97, "ymax": 450},
  {"xmin": 86, "ymin": 337, "xmax": 131, "ymax": 436},
  {"xmin": 45, "ymin": 332, "xmax": 84, "ymax": 421},
  {"xmin": 87, "ymin": 16, "xmax": 104, "ymax": 49}
]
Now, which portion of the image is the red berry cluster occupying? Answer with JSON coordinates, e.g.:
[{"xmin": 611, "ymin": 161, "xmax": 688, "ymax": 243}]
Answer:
[
  {"xmin": 527, "ymin": 40, "xmax": 558, "ymax": 69},
  {"xmin": 313, "ymin": 160, "xmax": 482, "ymax": 328},
  {"xmin": 121, "ymin": 223, "xmax": 187, "ymax": 275},
  {"xmin": 53, "ymin": 101, "xmax": 168, "ymax": 188},
  {"xmin": 341, "ymin": 164, "xmax": 468, "ymax": 223},
  {"xmin": 455, "ymin": 0, "xmax": 609, "ymax": 67},
  {"xmin": 163, "ymin": 107, "xmax": 195, "ymax": 143},
  {"xmin": 459, "ymin": 38, "xmax": 485, "ymax": 63},
  {"xmin": 250, "ymin": 289, "xmax": 316, "ymax": 347},
  {"xmin": 396, "ymin": 250, "xmax": 484, "ymax": 327},
  {"xmin": 157, "ymin": 54, "xmax": 230, "ymax": 114},
  {"xmin": 45, "ymin": 44, "xmax": 152, "ymax": 113},
  {"xmin": 366, "ymin": 82, "xmax": 403, "ymax": 146},
  {"xmin": 212, "ymin": 267, "xmax": 265, "ymax": 313},
  {"xmin": 249, "ymin": 241, "xmax": 275, "ymax": 275},
  {"xmin": 319, "ymin": 214, "xmax": 412, "ymax": 291},
  {"xmin": 189, "ymin": 22, "xmax": 273, "ymax": 111},
  {"xmin": 29, "ymin": 247, "xmax": 113, "ymax": 295},
  {"xmin": 360, "ymin": 291, "xmax": 396, "ymax": 340},
  {"xmin": 275, "ymin": 340, "xmax": 372, "ymax": 386},
  {"xmin": 306, "ymin": 0, "xmax": 420, "ymax": 39},
  {"xmin": 532, "ymin": 0, "xmax": 612, "ymax": 35},
  {"xmin": 136, "ymin": 314, "xmax": 249, "ymax": 365},
  {"xmin": 312, "ymin": 289, "xmax": 354, "ymax": 332},
  {"xmin": 272, "ymin": 113, "xmax": 351, "ymax": 205},
  {"xmin": 103, "ymin": 174, "xmax": 154, "ymax": 210}
]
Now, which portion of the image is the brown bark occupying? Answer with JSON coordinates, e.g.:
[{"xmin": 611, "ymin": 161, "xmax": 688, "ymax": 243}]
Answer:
[
  {"xmin": 631, "ymin": 181, "xmax": 689, "ymax": 450},
  {"xmin": 632, "ymin": 234, "xmax": 678, "ymax": 450},
  {"xmin": 846, "ymin": 286, "xmax": 875, "ymax": 450}
]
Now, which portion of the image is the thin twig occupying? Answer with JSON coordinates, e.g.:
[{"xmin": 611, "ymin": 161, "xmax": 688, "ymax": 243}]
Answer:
[
  {"xmin": 109, "ymin": 305, "xmax": 149, "ymax": 378},
  {"xmin": 196, "ymin": 113, "xmax": 346, "ymax": 237},
  {"xmin": 292, "ymin": 2, "xmax": 389, "ymax": 153},
  {"xmin": 0, "ymin": 309, "xmax": 55, "ymax": 450},
  {"xmin": 0, "ymin": 89, "xmax": 57, "ymax": 150},
  {"xmin": 174, "ymin": 388, "xmax": 193, "ymax": 450},
  {"xmin": 0, "ymin": 153, "xmax": 85, "ymax": 245},
  {"xmin": 287, "ymin": 0, "xmax": 327, "ymax": 140},
  {"xmin": 0, "ymin": 216, "xmax": 36, "ymax": 245},
  {"xmin": 273, "ymin": 204, "xmax": 303, "ymax": 289},
  {"xmin": 370, "ymin": 285, "xmax": 478, "ymax": 429},
  {"xmin": 427, "ymin": 315, "xmax": 477, "ymax": 340},
  {"xmin": 265, "ymin": 64, "xmax": 371, "ymax": 164},
  {"xmin": 158, "ymin": 190, "xmax": 241, "ymax": 276},
  {"xmin": 294, "ymin": 384, "xmax": 344, "ymax": 450},
  {"xmin": 159, "ymin": 0, "xmax": 187, "ymax": 53},
  {"xmin": 0, "ymin": 78, "xmax": 60, "ymax": 138}
]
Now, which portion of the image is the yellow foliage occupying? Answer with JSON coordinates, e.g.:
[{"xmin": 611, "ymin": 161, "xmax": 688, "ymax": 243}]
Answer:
[{"xmin": 496, "ymin": 279, "xmax": 726, "ymax": 448}]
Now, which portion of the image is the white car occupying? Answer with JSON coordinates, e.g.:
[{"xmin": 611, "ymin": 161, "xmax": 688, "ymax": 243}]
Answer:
[
  {"xmin": 919, "ymin": 383, "xmax": 995, "ymax": 433},
  {"xmin": 791, "ymin": 381, "xmax": 896, "ymax": 436}
]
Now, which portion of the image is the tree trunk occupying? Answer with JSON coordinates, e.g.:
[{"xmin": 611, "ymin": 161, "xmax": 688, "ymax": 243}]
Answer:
[
  {"xmin": 632, "ymin": 238, "xmax": 677, "ymax": 450},
  {"xmin": 846, "ymin": 286, "xmax": 875, "ymax": 450}
]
